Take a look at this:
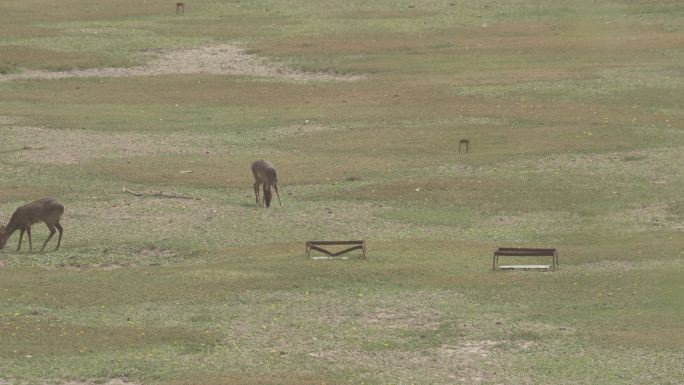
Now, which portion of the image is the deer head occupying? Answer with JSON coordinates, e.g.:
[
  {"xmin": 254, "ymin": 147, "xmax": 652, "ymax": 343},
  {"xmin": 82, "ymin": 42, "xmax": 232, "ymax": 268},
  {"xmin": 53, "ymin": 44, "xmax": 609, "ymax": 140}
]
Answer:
[{"xmin": 263, "ymin": 189, "xmax": 272, "ymax": 208}]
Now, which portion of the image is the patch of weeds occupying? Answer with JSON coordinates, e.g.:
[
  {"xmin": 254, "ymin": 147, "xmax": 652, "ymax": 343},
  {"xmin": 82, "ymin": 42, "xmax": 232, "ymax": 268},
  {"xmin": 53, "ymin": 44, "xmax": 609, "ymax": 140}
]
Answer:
[
  {"xmin": 623, "ymin": 154, "xmax": 647, "ymax": 161},
  {"xmin": 669, "ymin": 201, "xmax": 684, "ymax": 217},
  {"xmin": 506, "ymin": 330, "xmax": 545, "ymax": 343},
  {"xmin": 0, "ymin": 246, "xmax": 184, "ymax": 269},
  {"xmin": 0, "ymin": 63, "xmax": 18, "ymax": 75}
]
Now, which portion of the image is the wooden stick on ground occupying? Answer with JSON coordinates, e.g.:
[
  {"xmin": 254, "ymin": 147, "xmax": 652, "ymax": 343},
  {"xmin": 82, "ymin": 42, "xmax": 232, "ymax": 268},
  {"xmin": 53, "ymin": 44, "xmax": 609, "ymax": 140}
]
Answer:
[{"xmin": 122, "ymin": 186, "xmax": 199, "ymax": 200}]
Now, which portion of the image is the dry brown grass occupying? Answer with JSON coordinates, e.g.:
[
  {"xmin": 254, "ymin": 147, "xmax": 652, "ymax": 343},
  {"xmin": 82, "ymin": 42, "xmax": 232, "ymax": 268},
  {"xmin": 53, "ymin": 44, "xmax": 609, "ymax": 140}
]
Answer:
[
  {"xmin": 0, "ymin": 46, "xmax": 111, "ymax": 73},
  {"xmin": 0, "ymin": 186, "xmax": 54, "ymax": 205},
  {"xmin": 0, "ymin": 126, "xmax": 228, "ymax": 165},
  {"xmin": 254, "ymin": 22, "xmax": 683, "ymax": 57},
  {"xmin": 0, "ymin": 0, "xmax": 168, "ymax": 23}
]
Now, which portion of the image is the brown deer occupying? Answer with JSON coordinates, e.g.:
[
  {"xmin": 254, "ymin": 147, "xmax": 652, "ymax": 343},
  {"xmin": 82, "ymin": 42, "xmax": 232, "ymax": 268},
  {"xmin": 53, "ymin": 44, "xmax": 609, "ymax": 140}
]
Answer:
[
  {"xmin": 251, "ymin": 160, "xmax": 282, "ymax": 208},
  {"xmin": 0, "ymin": 198, "xmax": 64, "ymax": 252}
]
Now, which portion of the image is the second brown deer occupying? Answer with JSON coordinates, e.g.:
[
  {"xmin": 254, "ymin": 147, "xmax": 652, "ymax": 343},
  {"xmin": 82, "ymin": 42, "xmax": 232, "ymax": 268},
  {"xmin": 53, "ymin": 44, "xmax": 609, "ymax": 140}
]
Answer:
[
  {"xmin": 251, "ymin": 160, "xmax": 282, "ymax": 208},
  {"xmin": 0, "ymin": 197, "xmax": 64, "ymax": 252}
]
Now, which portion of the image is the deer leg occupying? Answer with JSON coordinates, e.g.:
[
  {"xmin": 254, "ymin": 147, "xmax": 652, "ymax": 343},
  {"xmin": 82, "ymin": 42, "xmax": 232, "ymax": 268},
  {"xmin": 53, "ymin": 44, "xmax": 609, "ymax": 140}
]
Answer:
[
  {"xmin": 41, "ymin": 224, "xmax": 56, "ymax": 252},
  {"xmin": 16, "ymin": 229, "xmax": 25, "ymax": 251},
  {"xmin": 55, "ymin": 222, "xmax": 63, "ymax": 251},
  {"xmin": 274, "ymin": 183, "xmax": 283, "ymax": 207},
  {"xmin": 263, "ymin": 185, "xmax": 270, "ymax": 207},
  {"xmin": 26, "ymin": 226, "xmax": 32, "ymax": 252},
  {"xmin": 254, "ymin": 182, "xmax": 262, "ymax": 207}
]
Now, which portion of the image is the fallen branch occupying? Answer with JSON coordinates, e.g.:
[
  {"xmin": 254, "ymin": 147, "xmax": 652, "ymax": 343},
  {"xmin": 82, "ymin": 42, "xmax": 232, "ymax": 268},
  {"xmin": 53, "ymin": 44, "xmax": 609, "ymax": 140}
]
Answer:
[{"xmin": 122, "ymin": 186, "xmax": 199, "ymax": 200}]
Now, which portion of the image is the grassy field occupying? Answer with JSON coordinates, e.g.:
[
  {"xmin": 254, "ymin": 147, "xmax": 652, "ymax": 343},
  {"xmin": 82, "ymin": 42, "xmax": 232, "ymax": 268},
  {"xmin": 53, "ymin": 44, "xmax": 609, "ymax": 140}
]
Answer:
[{"xmin": 0, "ymin": 0, "xmax": 683, "ymax": 384}]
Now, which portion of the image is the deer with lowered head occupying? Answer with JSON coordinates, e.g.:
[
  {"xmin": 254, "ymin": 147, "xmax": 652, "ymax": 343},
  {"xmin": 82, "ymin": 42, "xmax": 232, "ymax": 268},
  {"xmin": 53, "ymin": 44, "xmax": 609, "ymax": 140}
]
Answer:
[
  {"xmin": 0, "ymin": 198, "xmax": 64, "ymax": 252},
  {"xmin": 251, "ymin": 160, "xmax": 282, "ymax": 208}
]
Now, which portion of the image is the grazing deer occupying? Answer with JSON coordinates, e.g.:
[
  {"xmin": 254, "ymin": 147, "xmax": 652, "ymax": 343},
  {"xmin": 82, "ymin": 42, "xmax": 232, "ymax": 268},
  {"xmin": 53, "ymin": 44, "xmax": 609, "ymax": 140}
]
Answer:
[
  {"xmin": 251, "ymin": 160, "xmax": 282, "ymax": 208},
  {"xmin": 0, "ymin": 198, "xmax": 64, "ymax": 252}
]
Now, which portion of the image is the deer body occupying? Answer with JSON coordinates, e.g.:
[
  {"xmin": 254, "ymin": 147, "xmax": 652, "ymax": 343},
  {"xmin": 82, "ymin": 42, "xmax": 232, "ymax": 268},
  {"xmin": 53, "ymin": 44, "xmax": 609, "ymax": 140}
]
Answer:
[
  {"xmin": 251, "ymin": 160, "xmax": 282, "ymax": 208},
  {"xmin": 0, "ymin": 198, "xmax": 64, "ymax": 252}
]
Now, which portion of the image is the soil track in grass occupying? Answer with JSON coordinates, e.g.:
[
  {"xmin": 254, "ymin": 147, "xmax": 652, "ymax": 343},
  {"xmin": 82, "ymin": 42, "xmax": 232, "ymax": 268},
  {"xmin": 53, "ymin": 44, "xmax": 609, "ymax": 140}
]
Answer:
[{"xmin": 0, "ymin": 44, "xmax": 365, "ymax": 82}]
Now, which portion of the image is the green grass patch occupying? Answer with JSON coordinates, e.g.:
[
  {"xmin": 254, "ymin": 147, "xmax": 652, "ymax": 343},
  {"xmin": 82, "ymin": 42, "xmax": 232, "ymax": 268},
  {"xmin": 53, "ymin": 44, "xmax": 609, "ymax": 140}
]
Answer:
[{"xmin": 0, "ymin": 0, "xmax": 683, "ymax": 383}]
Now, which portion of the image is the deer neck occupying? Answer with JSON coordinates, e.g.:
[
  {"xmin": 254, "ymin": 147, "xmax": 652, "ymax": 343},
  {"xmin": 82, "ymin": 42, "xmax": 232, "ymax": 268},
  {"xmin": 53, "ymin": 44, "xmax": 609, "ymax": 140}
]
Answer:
[{"xmin": 3, "ymin": 220, "xmax": 20, "ymax": 237}]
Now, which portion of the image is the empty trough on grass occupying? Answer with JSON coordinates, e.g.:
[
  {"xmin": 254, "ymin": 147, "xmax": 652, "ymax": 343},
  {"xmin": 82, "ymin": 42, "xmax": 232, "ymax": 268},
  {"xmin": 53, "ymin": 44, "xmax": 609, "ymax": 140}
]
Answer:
[
  {"xmin": 306, "ymin": 240, "xmax": 367, "ymax": 260},
  {"xmin": 493, "ymin": 247, "xmax": 558, "ymax": 271}
]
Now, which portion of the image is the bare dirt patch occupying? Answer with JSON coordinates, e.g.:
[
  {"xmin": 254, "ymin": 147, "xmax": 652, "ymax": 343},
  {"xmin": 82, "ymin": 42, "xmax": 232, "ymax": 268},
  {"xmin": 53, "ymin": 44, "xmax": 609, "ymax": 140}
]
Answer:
[
  {"xmin": 609, "ymin": 204, "xmax": 683, "ymax": 231},
  {"xmin": 439, "ymin": 340, "xmax": 502, "ymax": 357},
  {"xmin": 0, "ymin": 44, "xmax": 365, "ymax": 82},
  {"xmin": 0, "ymin": 116, "xmax": 20, "ymax": 126},
  {"xmin": 307, "ymin": 341, "xmax": 505, "ymax": 384},
  {"xmin": 270, "ymin": 123, "xmax": 339, "ymax": 138},
  {"xmin": 61, "ymin": 379, "xmax": 139, "ymax": 385},
  {"xmin": 137, "ymin": 245, "xmax": 178, "ymax": 258},
  {"xmin": 363, "ymin": 307, "xmax": 442, "ymax": 330}
]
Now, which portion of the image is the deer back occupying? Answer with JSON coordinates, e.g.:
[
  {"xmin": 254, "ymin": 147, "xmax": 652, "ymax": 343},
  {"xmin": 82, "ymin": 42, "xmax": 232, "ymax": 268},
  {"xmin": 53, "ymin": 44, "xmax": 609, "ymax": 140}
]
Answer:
[
  {"xmin": 11, "ymin": 198, "xmax": 64, "ymax": 227},
  {"xmin": 251, "ymin": 160, "xmax": 278, "ymax": 185}
]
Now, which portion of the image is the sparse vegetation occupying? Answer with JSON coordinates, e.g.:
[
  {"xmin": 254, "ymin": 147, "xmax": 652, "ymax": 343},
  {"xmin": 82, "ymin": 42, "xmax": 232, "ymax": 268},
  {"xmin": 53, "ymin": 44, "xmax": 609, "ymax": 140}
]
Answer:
[{"xmin": 0, "ymin": 0, "xmax": 683, "ymax": 384}]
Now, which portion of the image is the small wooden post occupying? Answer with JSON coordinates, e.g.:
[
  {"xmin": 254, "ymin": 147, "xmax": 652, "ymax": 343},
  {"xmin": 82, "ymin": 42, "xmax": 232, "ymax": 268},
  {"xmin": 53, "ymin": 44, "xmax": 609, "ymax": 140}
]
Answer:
[
  {"xmin": 176, "ymin": 2, "xmax": 184, "ymax": 15},
  {"xmin": 459, "ymin": 139, "xmax": 470, "ymax": 153}
]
